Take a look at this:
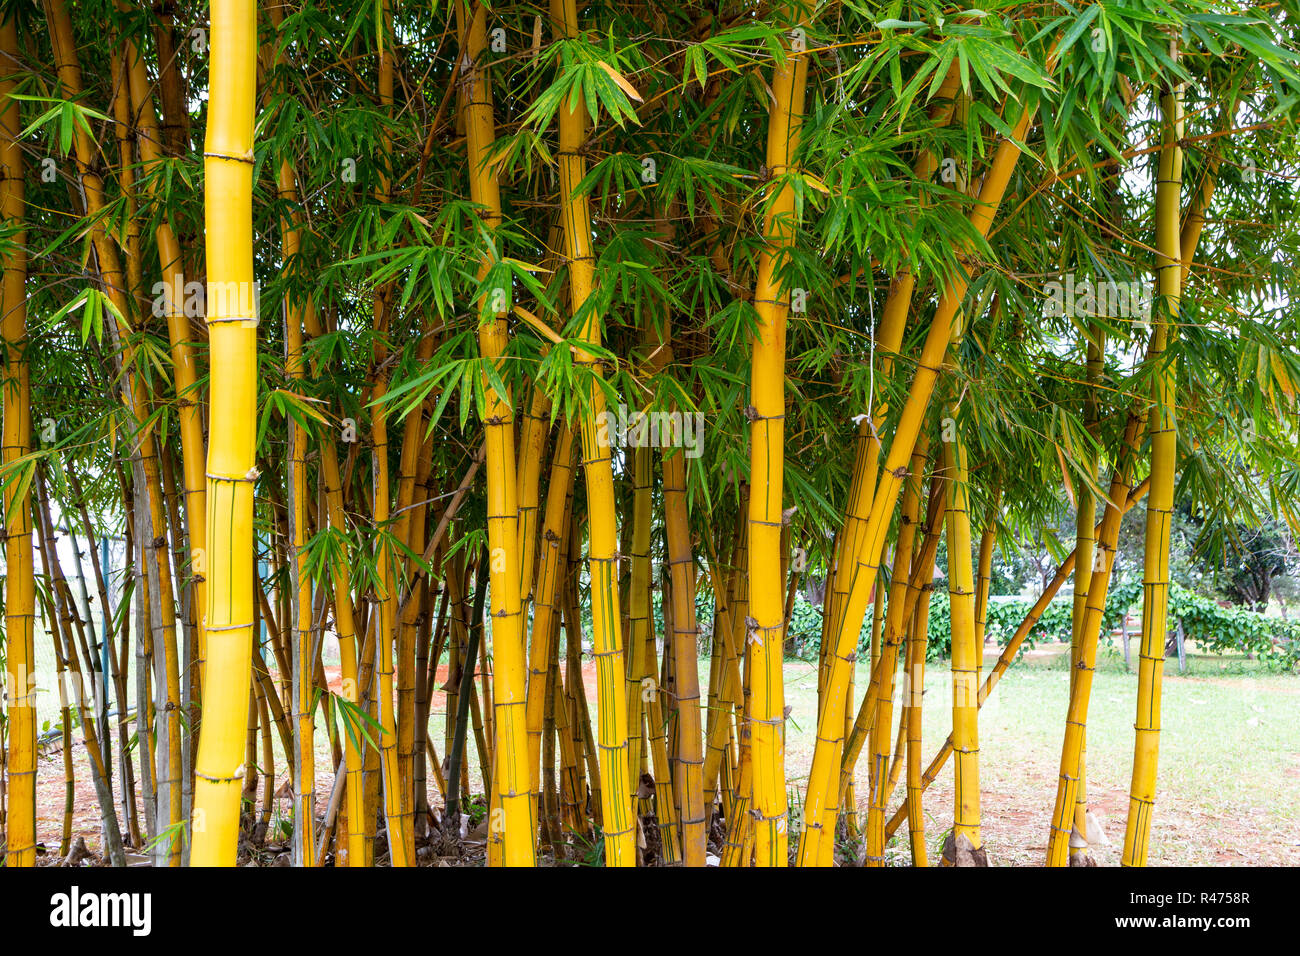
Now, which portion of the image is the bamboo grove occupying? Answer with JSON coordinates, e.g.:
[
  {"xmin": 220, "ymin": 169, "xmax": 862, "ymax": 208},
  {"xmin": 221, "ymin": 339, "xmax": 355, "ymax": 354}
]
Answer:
[{"xmin": 0, "ymin": 0, "xmax": 1298, "ymax": 868}]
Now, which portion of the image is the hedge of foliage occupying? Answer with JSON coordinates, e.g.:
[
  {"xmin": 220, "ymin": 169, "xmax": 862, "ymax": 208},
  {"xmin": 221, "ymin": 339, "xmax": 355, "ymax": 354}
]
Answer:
[{"xmin": 693, "ymin": 579, "xmax": 1299, "ymax": 672}]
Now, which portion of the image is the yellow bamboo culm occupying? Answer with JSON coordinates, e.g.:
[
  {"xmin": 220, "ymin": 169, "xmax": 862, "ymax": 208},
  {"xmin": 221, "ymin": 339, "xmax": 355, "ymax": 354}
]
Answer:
[
  {"xmin": 516, "ymin": 382, "xmax": 553, "ymax": 611},
  {"xmin": 459, "ymin": 0, "xmax": 533, "ymax": 866},
  {"xmin": 807, "ymin": 67, "xmax": 960, "ymax": 864},
  {"xmin": 664, "ymin": 443, "xmax": 707, "ymax": 865},
  {"xmin": 745, "ymin": 11, "xmax": 809, "ymax": 869},
  {"xmin": 1123, "ymin": 71, "xmax": 1184, "ymax": 868},
  {"xmin": 974, "ymin": 489, "xmax": 999, "ymax": 648},
  {"xmin": 550, "ymin": 0, "xmax": 634, "ymax": 865},
  {"xmin": 370, "ymin": 0, "xmax": 414, "ymax": 869},
  {"xmin": 282, "ymin": 212, "xmax": 315, "ymax": 866},
  {"xmin": 624, "ymin": 444, "xmax": 652, "ymax": 800},
  {"xmin": 268, "ymin": 0, "xmax": 315, "ymax": 865},
  {"xmin": 190, "ymin": 0, "xmax": 258, "ymax": 867},
  {"xmin": 816, "ymin": 62, "xmax": 959, "ymax": 712},
  {"xmin": 0, "ymin": 12, "xmax": 35, "ymax": 869},
  {"xmin": 904, "ymin": 555, "xmax": 934, "ymax": 866},
  {"xmin": 1068, "ymin": 326, "xmax": 1103, "ymax": 866},
  {"xmin": 526, "ymin": 427, "xmax": 577, "ymax": 820},
  {"xmin": 942, "ymin": 407, "xmax": 985, "ymax": 865}
]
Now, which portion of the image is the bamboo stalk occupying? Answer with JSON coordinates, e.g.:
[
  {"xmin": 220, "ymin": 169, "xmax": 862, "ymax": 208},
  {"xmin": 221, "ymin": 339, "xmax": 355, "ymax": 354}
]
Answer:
[
  {"xmin": 1122, "ymin": 69, "xmax": 1184, "ymax": 868},
  {"xmin": 190, "ymin": 0, "xmax": 258, "ymax": 867},
  {"xmin": 941, "ymin": 406, "xmax": 984, "ymax": 864},
  {"xmin": 904, "ymin": 547, "xmax": 936, "ymax": 866},
  {"xmin": 819, "ymin": 63, "xmax": 962, "ymax": 702},
  {"xmin": 744, "ymin": 10, "xmax": 810, "ymax": 868},
  {"xmin": 47, "ymin": 0, "xmax": 186, "ymax": 863},
  {"xmin": 526, "ymin": 426, "xmax": 578, "ymax": 823},
  {"xmin": 624, "ymin": 445, "xmax": 652, "ymax": 829},
  {"xmin": 70, "ymin": 474, "xmax": 142, "ymax": 845},
  {"xmin": 1067, "ymin": 324, "xmax": 1104, "ymax": 865},
  {"xmin": 550, "ymin": 0, "xmax": 634, "ymax": 865},
  {"xmin": 0, "ymin": 11, "xmax": 35, "ymax": 868}
]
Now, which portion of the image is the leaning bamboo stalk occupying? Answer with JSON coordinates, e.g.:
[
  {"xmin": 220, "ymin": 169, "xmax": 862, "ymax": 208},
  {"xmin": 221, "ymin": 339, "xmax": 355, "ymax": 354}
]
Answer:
[
  {"xmin": 1045, "ymin": 413, "xmax": 1143, "ymax": 865},
  {"xmin": 721, "ymin": 497, "xmax": 753, "ymax": 866},
  {"xmin": 974, "ymin": 489, "xmax": 1000, "ymax": 648},
  {"xmin": 278, "ymin": 254, "xmax": 318, "ymax": 857},
  {"xmin": 878, "ymin": 489, "xmax": 937, "ymax": 815},
  {"xmin": 274, "ymin": 143, "xmax": 317, "ymax": 871},
  {"xmin": 526, "ymin": 426, "xmax": 578, "ymax": 822},
  {"xmin": 35, "ymin": 585, "xmax": 74, "ymax": 858},
  {"xmin": 263, "ymin": 5, "xmax": 327, "ymax": 867},
  {"xmin": 189, "ymin": 0, "xmax": 258, "ymax": 867},
  {"xmin": 799, "ymin": 67, "xmax": 1053, "ymax": 857},
  {"xmin": 859, "ymin": 450, "xmax": 939, "ymax": 866},
  {"xmin": 839, "ymin": 472, "xmax": 946, "ymax": 806},
  {"xmin": 819, "ymin": 63, "xmax": 962, "ymax": 699},
  {"xmin": 127, "ymin": 483, "xmax": 158, "ymax": 843},
  {"xmin": 516, "ymin": 378, "xmax": 553, "ymax": 608},
  {"xmin": 70, "ymin": 473, "xmax": 142, "ymax": 845}
]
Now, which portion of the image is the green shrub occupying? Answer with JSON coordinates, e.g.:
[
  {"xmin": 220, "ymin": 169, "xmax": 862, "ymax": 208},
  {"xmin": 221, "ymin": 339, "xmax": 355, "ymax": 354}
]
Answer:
[{"xmin": 770, "ymin": 577, "xmax": 1298, "ymax": 672}]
